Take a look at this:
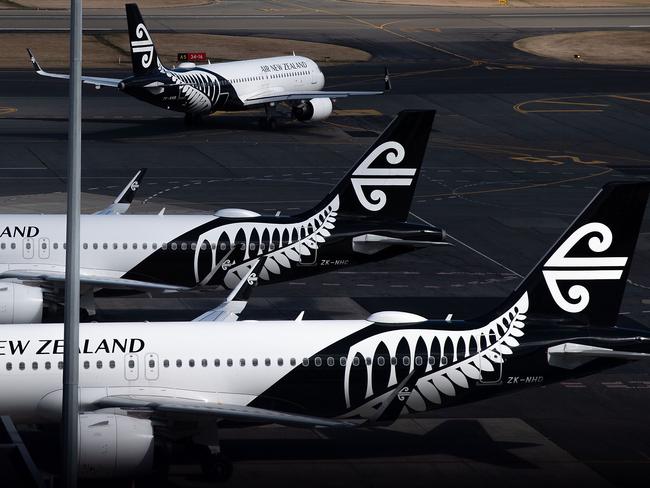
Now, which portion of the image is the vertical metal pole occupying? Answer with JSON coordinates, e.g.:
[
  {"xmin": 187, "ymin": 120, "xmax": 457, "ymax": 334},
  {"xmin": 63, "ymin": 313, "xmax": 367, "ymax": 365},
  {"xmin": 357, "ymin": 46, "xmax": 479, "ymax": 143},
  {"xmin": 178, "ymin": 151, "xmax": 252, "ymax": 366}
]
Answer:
[{"xmin": 62, "ymin": 0, "xmax": 82, "ymax": 486}]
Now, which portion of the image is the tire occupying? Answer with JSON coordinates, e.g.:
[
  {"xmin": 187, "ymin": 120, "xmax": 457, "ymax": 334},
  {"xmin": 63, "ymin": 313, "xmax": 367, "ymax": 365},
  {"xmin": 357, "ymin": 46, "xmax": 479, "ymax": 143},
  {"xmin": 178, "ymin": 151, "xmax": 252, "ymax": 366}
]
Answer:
[{"xmin": 200, "ymin": 452, "xmax": 233, "ymax": 483}]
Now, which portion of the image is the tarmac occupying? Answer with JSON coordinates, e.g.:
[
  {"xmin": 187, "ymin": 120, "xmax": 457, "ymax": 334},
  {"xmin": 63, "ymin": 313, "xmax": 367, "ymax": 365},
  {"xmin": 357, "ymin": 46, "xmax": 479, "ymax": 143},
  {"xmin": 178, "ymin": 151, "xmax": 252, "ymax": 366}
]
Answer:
[{"xmin": 0, "ymin": 1, "xmax": 649, "ymax": 486}]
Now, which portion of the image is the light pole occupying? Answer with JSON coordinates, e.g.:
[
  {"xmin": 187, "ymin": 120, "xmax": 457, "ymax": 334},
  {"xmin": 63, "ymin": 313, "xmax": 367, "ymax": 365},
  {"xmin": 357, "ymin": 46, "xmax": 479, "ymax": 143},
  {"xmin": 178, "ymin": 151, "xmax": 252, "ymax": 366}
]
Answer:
[{"xmin": 62, "ymin": 0, "xmax": 82, "ymax": 486}]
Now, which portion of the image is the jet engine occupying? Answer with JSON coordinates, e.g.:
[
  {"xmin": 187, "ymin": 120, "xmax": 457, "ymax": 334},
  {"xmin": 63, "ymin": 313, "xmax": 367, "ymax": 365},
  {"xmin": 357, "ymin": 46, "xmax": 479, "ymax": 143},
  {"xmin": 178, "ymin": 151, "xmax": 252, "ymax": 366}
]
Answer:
[
  {"xmin": 0, "ymin": 282, "xmax": 43, "ymax": 323},
  {"xmin": 292, "ymin": 98, "xmax": 333, "ymax": 122},
  {"xmin": 79, "ymin": 414, "xmax": 156, "ymax": 478}
]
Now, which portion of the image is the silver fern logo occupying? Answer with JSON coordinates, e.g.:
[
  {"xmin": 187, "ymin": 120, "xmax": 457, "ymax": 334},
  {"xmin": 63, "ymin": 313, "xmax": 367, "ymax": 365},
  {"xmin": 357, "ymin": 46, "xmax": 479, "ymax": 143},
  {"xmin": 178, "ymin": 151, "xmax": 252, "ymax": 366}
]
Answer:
[
  {"xmin": 351, "ymin": 141, "xmax": 414, "ymax": 212},
  {"xmin": 130, "ymin": 23, "xmax": 155, "ymax": 69},
  {"xmin": 542, "ymin": 222, "xmax": 627, "ymax": 313},
  {"xmin": 192, "ymin": 196, "xmax": 339, "ymax": 288},
  {"xmin": 342, "ymin": 293, "xmax": 528, "ymax": 419}
]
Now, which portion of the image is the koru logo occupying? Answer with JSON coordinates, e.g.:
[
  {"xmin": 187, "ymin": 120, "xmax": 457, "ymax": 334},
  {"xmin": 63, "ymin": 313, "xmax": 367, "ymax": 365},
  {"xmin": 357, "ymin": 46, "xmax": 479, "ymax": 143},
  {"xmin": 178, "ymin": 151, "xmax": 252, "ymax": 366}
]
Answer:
[
  {"xmin": 130, "ymin": 23, "xmax": 155, "ymax": 69},
  {"xmin": 247, "ymin": 273, "xmax": 258, "ymax": 286},
  {"xmin": 130, "ymin": 181, "xmax": 140, "ymax": 192},
  {"xmin": 351, "ymin": 141, "xmax": 414, "ymax": 212},
  {"xmin": 221, "ymin": 259, "xmax": 235, "ymax": 271},
  {"xmin": 542, "ymin": 222, "xmax": 627, "ymax": 313},
  {"xmin": 397, "ymin": 387, "xmax": 411, "ymax": 402}
]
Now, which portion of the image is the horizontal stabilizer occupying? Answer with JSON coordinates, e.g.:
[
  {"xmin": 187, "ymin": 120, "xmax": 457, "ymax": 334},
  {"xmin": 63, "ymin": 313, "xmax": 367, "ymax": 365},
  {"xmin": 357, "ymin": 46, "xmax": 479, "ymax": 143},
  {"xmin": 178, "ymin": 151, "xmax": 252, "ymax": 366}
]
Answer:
[{"xmin": 548, "ymin": 342, "xmax": 650, "ymax": 369}]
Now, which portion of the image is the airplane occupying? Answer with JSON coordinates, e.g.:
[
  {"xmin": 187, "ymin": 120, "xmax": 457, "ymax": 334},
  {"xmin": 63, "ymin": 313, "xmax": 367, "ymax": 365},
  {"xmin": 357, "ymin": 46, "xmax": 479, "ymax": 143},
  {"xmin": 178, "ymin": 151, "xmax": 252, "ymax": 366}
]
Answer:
[
  {"xmin": 0, "ymin": 110, "xmax": 445, "ymax": 323},
  {"xmin": 0, "ymin": 181, "xmax": 648, "ymax": 482},
  {"xmin": 27, "ymin": 3, "xmax": 391, "ymax": 129}
]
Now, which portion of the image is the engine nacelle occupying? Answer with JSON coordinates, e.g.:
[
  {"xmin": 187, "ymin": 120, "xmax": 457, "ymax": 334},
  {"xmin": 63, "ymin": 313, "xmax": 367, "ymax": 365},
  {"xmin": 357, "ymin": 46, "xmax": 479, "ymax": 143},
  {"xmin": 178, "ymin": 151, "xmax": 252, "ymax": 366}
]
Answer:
[
  {"xmin": 79, "ymin": 414, "xmax": 155, "ymax": 478},
  {"xmin": 292, "ymin": 97, "xmax": 333, "ymax": 122},
  {"xmin": 0, "ymin": 282, "xmax": 43, "ymax": 323}
]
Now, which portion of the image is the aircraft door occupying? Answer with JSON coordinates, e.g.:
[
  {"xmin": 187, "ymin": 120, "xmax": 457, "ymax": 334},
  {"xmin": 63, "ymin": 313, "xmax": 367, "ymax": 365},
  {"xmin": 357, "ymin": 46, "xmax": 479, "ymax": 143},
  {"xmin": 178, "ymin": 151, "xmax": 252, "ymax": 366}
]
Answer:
[
  {"xmin": 23, "ymin": 238, "xmax": 34, "ymax": 259},
  {"xmin": 479, "ymin": 331, "xmax": 502, "ymax": 384},
  {"xmin": 145, "ymin": 353, "xmax": 159, "ymax": 381},
  {"xmin": 299, "ymin": 248, "xmax": 317, "ymax": 266},
  {"xmin": 38, "ymin": 238, "xmax": 50, "ymax": 259},
  {"xmin": 124, "ymin": 354, "xmax": 139, "ymax": 381}
]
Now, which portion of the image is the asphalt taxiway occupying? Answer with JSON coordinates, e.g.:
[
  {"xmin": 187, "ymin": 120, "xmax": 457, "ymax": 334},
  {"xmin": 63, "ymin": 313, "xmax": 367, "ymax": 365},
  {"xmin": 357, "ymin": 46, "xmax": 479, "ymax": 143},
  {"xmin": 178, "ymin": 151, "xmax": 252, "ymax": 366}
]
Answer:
[{"xmin": 1, "ymin": 1, "xmax": 649, "ymax": 486}]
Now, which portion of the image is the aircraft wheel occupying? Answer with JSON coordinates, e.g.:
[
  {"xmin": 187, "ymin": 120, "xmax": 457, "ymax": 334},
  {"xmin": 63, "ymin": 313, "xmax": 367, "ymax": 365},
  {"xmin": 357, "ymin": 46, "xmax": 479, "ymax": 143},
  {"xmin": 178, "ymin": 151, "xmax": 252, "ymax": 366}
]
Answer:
[{"xmin": 200, "ymin": 452, "xmax": 233, "ymax": 483}]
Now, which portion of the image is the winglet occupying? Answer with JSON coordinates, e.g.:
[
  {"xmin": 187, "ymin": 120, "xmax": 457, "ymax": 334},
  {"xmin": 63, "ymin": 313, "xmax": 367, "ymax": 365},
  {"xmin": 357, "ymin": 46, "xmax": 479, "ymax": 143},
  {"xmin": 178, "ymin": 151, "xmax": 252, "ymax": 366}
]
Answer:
[
  {"xmin": 384, "ymin": 66, "xmax": 392, "ymax": 92},
  {"xmin": 94, "ymin": 168, "xmax": 147, "ymax": 215},
  {"xmin": 193, "ymin": 258, "xmax": 266, "ymax": 322},
  {"xmin": 26, "ymin": 48, "xmax": 43, "ymax": 73}
]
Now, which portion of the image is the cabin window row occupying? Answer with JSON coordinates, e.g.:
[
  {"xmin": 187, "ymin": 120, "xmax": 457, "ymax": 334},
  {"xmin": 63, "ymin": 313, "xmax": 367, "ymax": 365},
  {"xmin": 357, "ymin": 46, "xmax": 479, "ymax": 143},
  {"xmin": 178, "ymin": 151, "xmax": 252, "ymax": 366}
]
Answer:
[
  {"xmin": 2, "ymin": 241, "xmax": 278, "ymax": 252},
  {"xmin": 231, "ymin": 70, "xmax": 311, "ymax": 84}
]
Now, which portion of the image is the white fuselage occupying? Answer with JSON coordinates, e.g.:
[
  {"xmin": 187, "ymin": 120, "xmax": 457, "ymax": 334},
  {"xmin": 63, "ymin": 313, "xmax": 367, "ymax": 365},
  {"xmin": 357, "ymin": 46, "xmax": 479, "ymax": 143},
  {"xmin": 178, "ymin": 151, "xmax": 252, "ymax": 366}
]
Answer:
[{"xmin": 0, "ymin": 320, "xmax": 367, "ymax": 423}]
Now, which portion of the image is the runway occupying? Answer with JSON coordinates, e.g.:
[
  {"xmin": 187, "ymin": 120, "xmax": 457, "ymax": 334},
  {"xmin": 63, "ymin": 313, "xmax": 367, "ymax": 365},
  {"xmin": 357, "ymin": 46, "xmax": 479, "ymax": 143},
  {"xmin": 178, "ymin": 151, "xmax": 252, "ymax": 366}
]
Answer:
[{"xmin": 0, "ymin": 1, "xmax": 649, "ymax": 486}]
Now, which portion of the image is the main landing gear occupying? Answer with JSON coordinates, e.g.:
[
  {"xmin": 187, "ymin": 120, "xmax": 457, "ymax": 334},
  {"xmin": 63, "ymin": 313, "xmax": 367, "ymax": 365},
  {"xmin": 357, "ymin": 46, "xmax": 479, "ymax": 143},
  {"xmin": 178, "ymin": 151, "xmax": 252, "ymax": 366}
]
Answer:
[{"xmin": 199, "ymin": 449, "xmax": 233, "ymax": 483}]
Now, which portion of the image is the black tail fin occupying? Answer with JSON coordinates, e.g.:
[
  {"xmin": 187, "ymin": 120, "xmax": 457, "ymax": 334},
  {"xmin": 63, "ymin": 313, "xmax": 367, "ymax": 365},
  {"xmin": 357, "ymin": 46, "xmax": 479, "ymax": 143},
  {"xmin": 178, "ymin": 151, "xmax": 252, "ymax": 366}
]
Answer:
[
  {"xmin": 317, "ymin": 110, "xmax": 434, "ymax": 222},
  {"xmin": 126, "ymin": 3, "xmax": 163, "ymax": 76},
  {"xmin": 494, "ymin": 182, "xmax": 650, "ymax": 328}
]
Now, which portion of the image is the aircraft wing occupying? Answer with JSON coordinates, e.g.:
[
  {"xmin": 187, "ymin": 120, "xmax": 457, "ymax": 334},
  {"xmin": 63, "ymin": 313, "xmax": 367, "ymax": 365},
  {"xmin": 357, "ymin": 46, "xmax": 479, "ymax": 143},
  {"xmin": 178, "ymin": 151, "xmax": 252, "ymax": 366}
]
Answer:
[
  {"xmin": 27, "ymin": 49, "xmax": 122, "ymax": 88},
  {"xmin": 94, "ymin": 396, "xmax": 354, "ymax": 429},
  {"xmin": 0, "ymin": 269, "xmax": 188, "ymax": 292},
  {"xmin": 193, "ymin": 257, "xmax": 266, "ymax": 322},
  {"xmin": 94, "ymin": 168, "xmax": 147, "ymax": 215},
  {"xmin": 243, "ymin": 90, "xmax": 384, "ymax": 106}
]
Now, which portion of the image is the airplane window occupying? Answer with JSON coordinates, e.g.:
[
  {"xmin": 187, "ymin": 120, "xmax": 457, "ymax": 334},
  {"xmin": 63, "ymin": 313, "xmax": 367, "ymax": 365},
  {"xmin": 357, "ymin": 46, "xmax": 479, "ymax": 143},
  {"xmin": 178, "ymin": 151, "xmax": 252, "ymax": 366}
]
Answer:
[
  {"xmin": 260, "ymin": 243, "xmax": 265, "ymax": 251},
  {"xmin": 390, "ymin": 357, "xmax": 397, "ymax": 366},
  {"xmin": 252, "ymin": 358, "xmax": 258, "ymax": 367},
  {"xmin": 81, "ymin": 243, "xmax": 86, "ymax": 250},
  {"xmin": 352, "ymin": 357, "xmax": 360, "ymax": 367},
  {"xmin": 148, "ymin": 359, "xmax": 155, "ymax": 369},
  {"xmin": 163, "ymin": 360, "xmax": 170, "ymax": 368},
  {"xmin": 6, "ymin": 363, "xmax": 11, "ymax": 371},
  {"xmin": 11, "ymin": 243, "xmax": 15, "ymax": 249},
  {"xmin": 377, "ymin": 357, "xmax": 385, "ymax": 367},
  {"xmin": 202, "ymin": 359, "xmax": 207, "ymax": 367},
  {"xmin": 201, "ymin": 242, "xmax": 207, "ymax": 251},
  {"xmin": 340, "ymin": 357, "xmax": 346, "ymax": 367},
  {"xmin": 240, "ymin": 243, "xmax": 246, "ymax": 251},
  {"xmin": 26, "ymin": 242, "xmax": 31, "ymax": 250},
  {"xmin": 93, "ymin": 243, "xmax": 98, "ymax": 250},
  {"xmin": 0, "ymin": 243, "xmax": 4, "ymax": 250},
  {"xmin": 277, "ymin": 358, "xmax": 284, "ymax": 366},
  {"xmin": 143, "ymin": 243, "xmax": 148, "ymax": 250},
  {"xmin": 440, "ymin": 356, "xmax": 448, "ymax": 366},
  {"xmin": 109, "ymin": 360, "xmax": 115, "ymax": 369},
  {"xmin": 42, "ymin": 242, "xmax": 47, "ymax": 250},
  {"xmin": 181, "ymin": 243, "xmax": 187, "ymax": 251},
  {"xmin": 171, "ymin": 243, "xmax": 178, "ymax": 251},
  {"xmin": 265, "ymin": 358, "xmax": 271, "ymax": 366},
  {"xmin": 314, "ymin": 357, "xmax": 322, "ymax": 367},
  {"xmin": 220, "ymin": 243, "xmax": 226, "ymax": 251},
  {"xmin": 403, "ymin": 357, "xmax": 410, "ymax": 366},
  {"xmin": 290, "ymin": 358, "xmax": 296, "ymax": 366},
  {"xmin": 45, "ymin": 361, "xmax": 51, "ymax": 370},
  {"xmin": 123, "ymin": 243, "xmax": 128, "ymax": 250},
  {"xmin": 227, "ymin": 359, "xmax": 233, "ymax": 367},
  {"xmin": 269, "ymin": 243, "xmax": 275, "ymax": 251},
  {"xmin": 97, "ymin": 361, "xmax": 103, "ymax": 369},
  {"xmin": 176, "ymin": 359, "xmax": 182, "ymax": 367},
  {"xmin": 189, "ymin": 359, "xmax": 195, "ymax": 367},
  {"xmin": 302, "ymin": 358, "xmax": 309, "ymax": 366},
  {"xmin": 152, "ymin": 243, "xmax": 158, "ymax": 250},
  {"xmin": 428, "ymin": 356, "xmax": 435, "ymax": 365},
  {"xmin": 214, "ymin": 359, "xmax": 220, "ymax": 367},
  {"xmin": 103, "ymin": 243, "xmax": 108, "ymax": 250},
  {"xmin": 366, "ymin": 357, "xmax": 372, "ymax": 366},
  {"xmin": 190, "ymin": 243, "xmax": 196, "ymax": 251},
  {"xmin": 58, "ymin": 361, "xmax": 64, "ymax": 369},
  {"xmin": 415, "ymin": 356, "xmax": 423, "ymax": 367},
  {"xmin": 133, "ymin": 243, "xmax": 138, "ymax": 250},
  {"xmin": 32, "ymin": 362, "xmax": 38, "ymax": 370},
  {"xmin": 240, "ymin": 358, "xmax": 246, "ymax": 367},
  {"xmin": 19, "ymin": 362, "xmax": 25, "ymax": 370},
  {"xmin": 113, "ymin": 243, "xmax": 118, "ymax": 249},
  {"xmin": 53, "ymin": 243, "xmax": 58, "ymax": 250},
  {"xmin": 250, "ymin": 243, "xmax": 255, "ymax": 251},
  {"xmin": 128, "ymin": 360, "xmax": 135, "ymax": 369},
  {"xmin": 327, "ymin": 357, "xmax": 335, "ymax": 367},
  {"xmin": 162, "ymin": 242, "xmax": 168, "ymax": 250}
]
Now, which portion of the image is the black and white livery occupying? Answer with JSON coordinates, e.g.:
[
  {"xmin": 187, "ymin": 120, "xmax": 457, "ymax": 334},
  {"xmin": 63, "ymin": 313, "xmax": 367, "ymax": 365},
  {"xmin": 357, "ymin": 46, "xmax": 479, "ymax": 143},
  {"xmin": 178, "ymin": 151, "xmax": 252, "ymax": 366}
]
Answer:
[
  {"xmin": 0, "ymin": 111, "xmax": 445, "ymax": 322},
  {"xmin": 0, "ymin": 182, "xmax": 648, "ymax": 481},
  {"xmin": 28, "ymin": 3, "xmax": 389, "ymax": 127}
]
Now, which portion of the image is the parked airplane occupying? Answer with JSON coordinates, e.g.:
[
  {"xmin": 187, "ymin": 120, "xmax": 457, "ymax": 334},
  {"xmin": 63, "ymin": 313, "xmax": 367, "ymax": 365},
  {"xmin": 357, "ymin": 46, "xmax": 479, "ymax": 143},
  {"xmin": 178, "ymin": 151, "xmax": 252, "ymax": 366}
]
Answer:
[
  {"xmin": 0, "ymin": 182, "xmax": 648, "ymax": 481},
  {"xmin": 28, "ymin": 3, "xmax": 390, "ymax": 128},
  {"xmin": 0, "ymin": 110, "xmax": 445, "ymax": 323}
]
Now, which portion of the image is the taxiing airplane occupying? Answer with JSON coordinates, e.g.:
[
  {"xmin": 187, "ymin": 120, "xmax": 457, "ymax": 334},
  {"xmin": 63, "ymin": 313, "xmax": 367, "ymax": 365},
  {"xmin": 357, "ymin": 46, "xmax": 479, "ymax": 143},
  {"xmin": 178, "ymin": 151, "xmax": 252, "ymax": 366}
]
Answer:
[
  {"xmin": 0, "ymin": 110, "xmax": 445, "ymax": 323},
  {"xmin": 28, "ymin": 3, "xmax": 390, "ymax": 128},
  {"xmin": 0, "ymin": 182, "xmax": 648, "ymax": 481}
]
